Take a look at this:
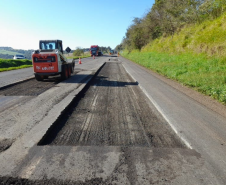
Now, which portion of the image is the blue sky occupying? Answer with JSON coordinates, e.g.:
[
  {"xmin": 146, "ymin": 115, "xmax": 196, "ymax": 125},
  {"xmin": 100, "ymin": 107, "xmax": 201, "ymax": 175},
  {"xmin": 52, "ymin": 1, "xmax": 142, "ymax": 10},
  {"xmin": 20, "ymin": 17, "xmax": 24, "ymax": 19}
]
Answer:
[{"xmin": 0, "ymin": 0, "xmax": 154, "ymax": 50}]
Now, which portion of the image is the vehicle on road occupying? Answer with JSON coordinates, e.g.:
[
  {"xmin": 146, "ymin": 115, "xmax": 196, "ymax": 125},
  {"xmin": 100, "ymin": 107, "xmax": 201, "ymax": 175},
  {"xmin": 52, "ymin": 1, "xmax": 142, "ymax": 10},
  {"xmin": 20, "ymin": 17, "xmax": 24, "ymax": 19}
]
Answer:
[
  {"xmin": 32, "ymin": 40, "xmax": 75, "ymax": 81},
  {"xmin": 109, "ymin": 50, "xmax": 114, "ymax": 55},
  {"xmin": 90, "ymin": 45, "xmax": 99, "ymax": 56},
  {"xmin": 13, "ymin": 55, "xmax": 26, "ymax": 60},
  {"xmin": 98, "ymin": 51, "xmax": 103, "ymax": 56}
]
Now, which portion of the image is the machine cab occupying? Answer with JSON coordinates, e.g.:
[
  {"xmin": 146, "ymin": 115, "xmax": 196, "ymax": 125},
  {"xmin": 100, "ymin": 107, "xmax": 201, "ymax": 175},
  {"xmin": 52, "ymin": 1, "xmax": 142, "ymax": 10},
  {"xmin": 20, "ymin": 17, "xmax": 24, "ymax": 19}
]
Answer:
[{"xmin": 39, "ymin": 40, "xmax": 63, "ymax": 53}]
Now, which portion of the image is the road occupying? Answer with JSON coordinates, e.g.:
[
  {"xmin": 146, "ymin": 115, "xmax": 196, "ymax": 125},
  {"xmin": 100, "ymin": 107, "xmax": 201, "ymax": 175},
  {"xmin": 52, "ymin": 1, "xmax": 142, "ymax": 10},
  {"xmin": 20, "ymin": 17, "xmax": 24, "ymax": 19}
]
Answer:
[
  {"xmin": 0, "ymin": 67, "xmax": 33, "ymax": 88},
  {"xmin": 0, "ymin": 55, "xmax": 226, "ymax": 184}
]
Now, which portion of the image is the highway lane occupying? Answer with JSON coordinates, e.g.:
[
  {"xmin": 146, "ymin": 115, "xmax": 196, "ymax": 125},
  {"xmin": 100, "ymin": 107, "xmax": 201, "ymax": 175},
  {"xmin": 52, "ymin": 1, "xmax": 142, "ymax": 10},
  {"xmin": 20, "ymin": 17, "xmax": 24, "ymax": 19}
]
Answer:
[
  {"xmin": 121, "ymin": 56, "xmax": 226, "ymax": 183},
  {"xmin": 0, "ymin": 67, "xmax": 33, "ymax": 88},
  {"xmin": 0, "ymin": 55, "xmax": 225, "ymax": 184}
]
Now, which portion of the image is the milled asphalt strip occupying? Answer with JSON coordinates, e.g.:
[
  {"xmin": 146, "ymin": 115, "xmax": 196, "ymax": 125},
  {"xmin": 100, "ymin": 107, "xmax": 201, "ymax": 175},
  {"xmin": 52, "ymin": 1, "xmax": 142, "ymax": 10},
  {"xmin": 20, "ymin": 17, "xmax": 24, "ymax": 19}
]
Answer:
[
  {"xmin": 23, "ymin": 72, "xmax": 95, "ymax": 147},
  {"xmin": 24, "ymin": 62, "xmax": 106, "ymax": 148},
  {"xmin": 0, "ymin": 62, "xmax": 106, "ymax": 177}
]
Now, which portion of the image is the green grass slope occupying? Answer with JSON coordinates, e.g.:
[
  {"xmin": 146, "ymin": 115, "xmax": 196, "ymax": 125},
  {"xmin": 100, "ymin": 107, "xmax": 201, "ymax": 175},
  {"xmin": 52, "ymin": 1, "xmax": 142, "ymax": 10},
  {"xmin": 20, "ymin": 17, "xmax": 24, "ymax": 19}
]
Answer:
[
  {"xmin": 142, "ymin": 13, "xmax": 226, "ymax": 58},
  {"xmin": 122, "ymin": 13, "xmax": 226, "ymax": 104},
  {"xmin": 0, "ymin": 59, "xmax": 32, "ymax": 72}
]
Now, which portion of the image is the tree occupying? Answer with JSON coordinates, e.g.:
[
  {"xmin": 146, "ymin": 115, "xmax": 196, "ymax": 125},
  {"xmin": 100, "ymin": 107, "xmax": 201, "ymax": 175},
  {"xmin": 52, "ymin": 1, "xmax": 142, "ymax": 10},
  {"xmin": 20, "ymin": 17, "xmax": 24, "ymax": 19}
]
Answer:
[
  {"xmin": 119, "ymin": 0, "xmax": 226, "ymax": 51},
  {"xmin": 73, "ymin": 47, "xmax": 84, "ymax": 56}
]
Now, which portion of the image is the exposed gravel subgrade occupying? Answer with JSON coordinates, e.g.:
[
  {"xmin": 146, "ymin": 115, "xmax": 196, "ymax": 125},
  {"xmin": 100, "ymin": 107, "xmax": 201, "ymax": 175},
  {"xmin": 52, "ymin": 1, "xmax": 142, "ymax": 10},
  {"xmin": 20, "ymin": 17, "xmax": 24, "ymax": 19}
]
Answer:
[
  {"xmin": 0, "ymin": 78, "xmax": 61, "ymax": 96},
  {"xmin": 0, "ymin": 176, "xmax": 105, "ymax": 185},
  {"xmin": 0, "ymin": 139, "xmax": 13, "ymax": 153},
  {"xmin": 40, "ymin": 62, "xmax": 185, "ymax": 148}
]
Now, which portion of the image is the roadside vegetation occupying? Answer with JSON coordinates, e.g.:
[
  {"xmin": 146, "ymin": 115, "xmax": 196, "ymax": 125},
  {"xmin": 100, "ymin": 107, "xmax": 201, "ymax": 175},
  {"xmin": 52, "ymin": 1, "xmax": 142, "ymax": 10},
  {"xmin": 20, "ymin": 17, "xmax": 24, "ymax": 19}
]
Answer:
[
  {"xmin": 0, "ymin": 59, "xmax": 32, "ymax": 72},
  {"xmin": 66, "ymin": 54, "xmax": 91, "ymax": 60},
  {"xmin": 117, "ymin": 0, "xmax": 226, "ymax": 104},
  {"xmin": 67, "ymin": 46, "xmax": 112, "ymax": 59},
  {"xmin": 65, "ymin": 48, "xmax": 90, "ymax": 59},
  {"xmin": 0, "ymin": 50, "xmax": 22, "ymax": 56},
  {"xmin": 71, "ymin": 47, "xmax": 90, "ymax": 59}
]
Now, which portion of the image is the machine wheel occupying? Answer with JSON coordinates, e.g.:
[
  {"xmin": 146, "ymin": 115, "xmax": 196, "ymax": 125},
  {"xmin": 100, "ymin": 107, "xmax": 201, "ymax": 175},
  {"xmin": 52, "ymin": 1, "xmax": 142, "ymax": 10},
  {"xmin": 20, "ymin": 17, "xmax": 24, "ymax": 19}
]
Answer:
[
  {"xmin": 35, "ymin": 74, "xmax": 44, "ymax": 81},
  {"xmin": 68, "ymin": 65, "xmax": 71, "ymax": 77},
  {"xmin": 70, "ymin": 66, "xmax": 73, "ymax": 74},
  {"xmin": 72, "ymin": 61, "xmax": 75, "ymax": 70},
  {"xmin": 70, "ymin": 63, "xmax": 74, "ymax": 74},
  {"xmin": 61, "ymin": 65, "xmax": 69, "ymax": 80}
]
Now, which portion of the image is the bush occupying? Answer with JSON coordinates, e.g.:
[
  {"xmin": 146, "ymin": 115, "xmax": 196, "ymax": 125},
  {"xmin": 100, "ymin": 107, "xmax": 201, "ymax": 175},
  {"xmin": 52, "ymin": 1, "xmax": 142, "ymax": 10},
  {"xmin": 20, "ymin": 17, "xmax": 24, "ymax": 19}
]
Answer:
[{"xmin": 73, "ymin": 48, "xmax": 84, "ymax": 56}]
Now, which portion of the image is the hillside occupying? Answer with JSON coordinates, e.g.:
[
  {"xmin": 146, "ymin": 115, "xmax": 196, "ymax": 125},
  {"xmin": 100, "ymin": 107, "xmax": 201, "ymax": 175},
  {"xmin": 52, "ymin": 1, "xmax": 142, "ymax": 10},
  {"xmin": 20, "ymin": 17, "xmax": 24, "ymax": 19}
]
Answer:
[
  {"xmin": 0, "ymin": 47, "xmax": 33, "ymax": 59},
  {"xmin": 0, "ymin": 50, "xmax": 22, "ymax": 56},
  {"xmin": 142, "ymin": 13, "xmax": 226, "ymax": 58},
  {"xmin": 121, "ymin": 11, "xmax": 226, "ymax": 105}
]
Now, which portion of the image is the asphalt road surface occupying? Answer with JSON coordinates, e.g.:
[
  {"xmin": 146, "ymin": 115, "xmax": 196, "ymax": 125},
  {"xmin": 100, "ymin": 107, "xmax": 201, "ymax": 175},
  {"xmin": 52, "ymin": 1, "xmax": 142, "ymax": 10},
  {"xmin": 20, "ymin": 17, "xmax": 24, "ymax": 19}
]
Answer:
[
  {"xmin": 0, "ymin": 55, "xmax": 226, "ymax": 184},
  {"xmin": 0, "ymin": 67, "xmax": 33, "ymax": 88},
  {"xmin": 39, "ymin": 62, "xmax": 184, "ymax": 148}
]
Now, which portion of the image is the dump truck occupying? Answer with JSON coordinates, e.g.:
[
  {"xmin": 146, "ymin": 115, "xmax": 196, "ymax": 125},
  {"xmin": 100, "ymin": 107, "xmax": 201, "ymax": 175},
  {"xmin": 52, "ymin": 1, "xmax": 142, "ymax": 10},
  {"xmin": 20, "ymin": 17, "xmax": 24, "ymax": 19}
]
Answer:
[
  {"xmin": 90, "ymin": 45, "xmax": 99, "ymax": 56},
  {"xmin": 32, "ymin": 40, "xmax": 75, "ymax": 81}
]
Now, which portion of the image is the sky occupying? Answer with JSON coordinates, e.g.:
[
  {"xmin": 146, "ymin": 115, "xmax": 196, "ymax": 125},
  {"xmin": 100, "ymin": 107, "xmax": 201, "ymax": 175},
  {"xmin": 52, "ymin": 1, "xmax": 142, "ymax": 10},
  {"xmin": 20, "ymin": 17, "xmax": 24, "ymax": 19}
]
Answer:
[{"xmin": 0, "ymin": 0, "xmax": 154, "ymax": 50}]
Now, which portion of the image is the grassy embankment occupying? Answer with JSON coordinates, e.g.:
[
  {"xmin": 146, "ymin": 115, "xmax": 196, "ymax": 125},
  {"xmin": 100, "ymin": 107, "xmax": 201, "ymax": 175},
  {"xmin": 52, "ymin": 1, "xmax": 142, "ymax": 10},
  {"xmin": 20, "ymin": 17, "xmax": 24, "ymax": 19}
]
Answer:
[
  {"xmin": 0, "ymin": 59, "xmax": 32, "ymax": 72},
  {"xmin": 122, "ymin": 13, "xmax": 226, "ymax": 104}
]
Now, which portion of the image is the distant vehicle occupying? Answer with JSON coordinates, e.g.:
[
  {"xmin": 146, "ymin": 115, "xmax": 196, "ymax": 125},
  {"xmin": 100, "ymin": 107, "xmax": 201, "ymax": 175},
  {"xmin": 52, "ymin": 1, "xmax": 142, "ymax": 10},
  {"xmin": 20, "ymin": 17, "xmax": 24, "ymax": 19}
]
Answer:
[
  {"xmin": 98, "ymin": 51, "xmax": 103, "ymax": 56},
  {"xmin": 90, "ymin": 45, "xmax": 99, "ymax": 56},
  {"xmin": 13, "ymin": 55, "xmax": 26, "ymax": 60},
  {"xmin": 109, "ymin": 50, "xmax": 114, "ymax": 55}
]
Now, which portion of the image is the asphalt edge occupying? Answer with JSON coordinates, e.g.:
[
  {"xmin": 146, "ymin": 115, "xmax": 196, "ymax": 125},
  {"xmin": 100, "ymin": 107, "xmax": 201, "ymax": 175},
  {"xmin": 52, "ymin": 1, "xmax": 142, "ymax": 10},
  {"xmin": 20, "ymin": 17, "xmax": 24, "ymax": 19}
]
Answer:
[
  {"xmin": 119, "ymin": 56, "xmax": 226, "ymax": 119},
  {"xmin": 121, "ymin": 59, "xmax": 193, "ymax": 149},
  {"xmin": 37, "ymin": 62, "xmax": 106, "ymax": 145},
  {"xmin": 0, "ymin": 77, "xmax": 34, "ymax": 91}
]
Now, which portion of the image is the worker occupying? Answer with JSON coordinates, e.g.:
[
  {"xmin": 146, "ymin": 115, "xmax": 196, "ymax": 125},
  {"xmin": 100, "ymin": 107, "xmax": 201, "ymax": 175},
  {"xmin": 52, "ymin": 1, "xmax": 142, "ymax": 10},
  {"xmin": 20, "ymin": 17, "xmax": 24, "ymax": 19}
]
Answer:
[{"xmin": 49, "ymin": 44, "xmax": 53, "ymax": 49}]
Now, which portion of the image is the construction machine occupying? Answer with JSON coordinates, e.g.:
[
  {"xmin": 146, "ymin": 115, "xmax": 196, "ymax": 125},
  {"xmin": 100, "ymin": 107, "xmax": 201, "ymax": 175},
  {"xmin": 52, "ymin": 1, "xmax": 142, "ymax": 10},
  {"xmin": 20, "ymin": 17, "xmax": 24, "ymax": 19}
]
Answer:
[{"xmin": 32, "ymin": 40, "xmax": 75, "ymax": 81}]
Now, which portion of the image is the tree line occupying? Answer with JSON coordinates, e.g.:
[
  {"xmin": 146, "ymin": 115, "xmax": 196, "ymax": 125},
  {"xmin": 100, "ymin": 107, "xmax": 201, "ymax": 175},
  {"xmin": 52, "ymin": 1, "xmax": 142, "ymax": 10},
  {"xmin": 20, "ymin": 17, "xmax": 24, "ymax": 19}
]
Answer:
[
  {"xmin": 0, "ymin": 47, "xmax": 34, "ymax": 59},
  {"xmin": 115, "ymin": 0, "xmax": 226, "ymax": 52}
]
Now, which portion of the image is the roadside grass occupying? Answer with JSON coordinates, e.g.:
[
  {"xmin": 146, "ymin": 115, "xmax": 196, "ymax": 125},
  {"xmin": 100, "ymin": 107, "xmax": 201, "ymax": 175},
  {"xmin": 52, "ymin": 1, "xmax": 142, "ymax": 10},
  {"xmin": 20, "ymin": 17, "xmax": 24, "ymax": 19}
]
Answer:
[
  {"xmin": 0, "ymin": 59, "xmax": 32, "ymax": 72},
  {"xmin": 122, "ymin": 51, "xmax": 226, "ymax": 104},
  {"xmin": 0, "ymin": 65, "xmax": 32, "ymax": 72}
]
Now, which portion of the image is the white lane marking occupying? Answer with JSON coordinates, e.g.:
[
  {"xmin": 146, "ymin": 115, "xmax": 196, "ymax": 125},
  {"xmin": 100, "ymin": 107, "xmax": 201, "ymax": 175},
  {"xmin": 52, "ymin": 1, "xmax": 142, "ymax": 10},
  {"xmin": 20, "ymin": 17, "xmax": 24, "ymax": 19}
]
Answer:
[{"xmin": 122, "ymin": 63, "xmax": 193, "ymax": 149}]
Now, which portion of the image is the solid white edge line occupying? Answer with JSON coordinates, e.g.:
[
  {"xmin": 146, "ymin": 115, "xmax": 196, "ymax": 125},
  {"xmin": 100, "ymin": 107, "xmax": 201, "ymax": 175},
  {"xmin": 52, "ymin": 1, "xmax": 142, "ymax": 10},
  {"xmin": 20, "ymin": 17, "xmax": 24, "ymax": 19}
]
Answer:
[{"xmin": 122, "ymin": 63, "xmax": 193, "ymax": 149}]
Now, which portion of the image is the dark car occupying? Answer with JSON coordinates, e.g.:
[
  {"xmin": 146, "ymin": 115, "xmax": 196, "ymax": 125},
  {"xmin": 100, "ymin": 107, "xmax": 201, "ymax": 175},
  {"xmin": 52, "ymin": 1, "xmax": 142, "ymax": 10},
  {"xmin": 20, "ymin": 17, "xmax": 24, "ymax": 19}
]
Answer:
[{"xmin": 98, "ymin": 51, "xmax": 103, "ymax": 56}]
